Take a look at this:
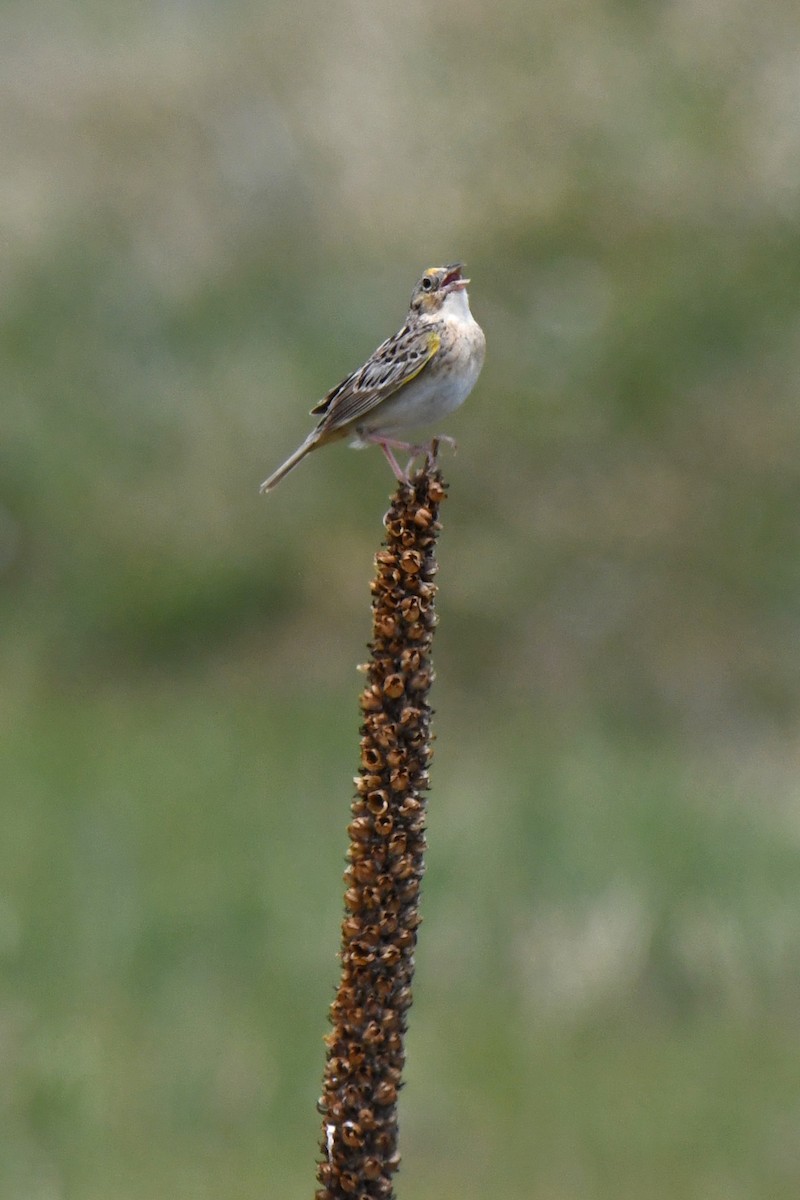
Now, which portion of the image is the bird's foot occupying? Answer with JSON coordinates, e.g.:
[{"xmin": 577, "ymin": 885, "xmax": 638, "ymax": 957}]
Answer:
[
  {"xmin": 423, "ymin": 435, "xmax": 457, "ymax": 470},
  {"xmin": 366, "ymin": 434, "xmax": 457, "ymax": 483},
  {"xmin": 366, "ymin": 436, "xmax": 413, "ymax": 481}
]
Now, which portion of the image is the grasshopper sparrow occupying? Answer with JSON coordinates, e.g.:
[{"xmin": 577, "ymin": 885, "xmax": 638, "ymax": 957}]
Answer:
[{"xmin": 259, "ymin": 263, "xmax": 485, "ymax": 492}]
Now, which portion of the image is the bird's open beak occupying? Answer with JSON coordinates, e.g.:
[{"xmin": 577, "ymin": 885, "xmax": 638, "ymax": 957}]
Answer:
[{"xmin": 442, "ymin": 263, "xmax": 469, "ymax": 292}]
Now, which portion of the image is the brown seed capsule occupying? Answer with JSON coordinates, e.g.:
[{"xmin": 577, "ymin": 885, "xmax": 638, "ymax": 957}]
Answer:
[
  {"xmin": 375, "ymin": 614, "xmax": 397, "ymax": 639},
  {"xmin": 389, "ymin": 856, "xmax": 414, "ymax": 880},
  {"xmin": 361, "ymin": 745, "xmax": 383, "ymax": 770},
  {"xmin": 386, "ymin": 1031, "xmax": 403, "ymax": 1055},
  {"xmin": 363, "ymin": 1021, "xmax": 383, "ymax": 1045},
  {"xmin": 361, "ymin": 886, "xmax": 382, "ymax": 909},
  {"xmin": 341, "ymin": 1121, "xmax": 363, "ymax": 1148},
  {"xmin": 347, "ymin": 817, "xmax": 372, "ymax": 842},
  {"xmin": 398, "ymin": 878, "xmax": 420, "ymax": 903},
  {"xmin": 342, "ymin": 916, "xmax": 361, "ymax": 939},
  {"xmin": 399, "ymin": 549, "xmax": 423, "ymax": 575},
  {"xmin": 366, "ymin": 789, "xmax": 390, "ymax": 814},
  {"xmin": 373, "ymin": 976, "xmax": 393, "ymax": 1001},
  {"xmin": 363, "ymin": 1157, "xmax": 383, "ymax": 1181},
  {"xmin": 351, "ymin": 860, "xmax": 377, "ymax": 885},
  {"xmin": 359, "ymin": 686, "xmax": 383, "ymax": 712},
  {"xmin": 383, "ymin": 674, "xmax": 405, "ymax": 699},
  {"xmin": 400, "ymin": 648, "xmax": 422, "ymax": 673},
  {"xmin": 350, "ymin": 945, "xmax": 375, "ymax": 968},
  {"xmin": 374, "ymin": 1081, "xmax": 398, "ymax": 1106},
  {"xmin": 395, "ymin": 985, "xmax": 413, "ymax": 1010},
  {"xmin": 374, "ymin": 811, "xmax": 394, "ymax": 836},
  {"xmin": 372, "ymin": 723, "xmax": 396, "ymax": 749}
]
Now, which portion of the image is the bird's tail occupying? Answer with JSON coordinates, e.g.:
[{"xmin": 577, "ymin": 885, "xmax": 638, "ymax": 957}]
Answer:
[{"xmin": 259, "ymin": 432, "xmax": 319, "ymax": 494}]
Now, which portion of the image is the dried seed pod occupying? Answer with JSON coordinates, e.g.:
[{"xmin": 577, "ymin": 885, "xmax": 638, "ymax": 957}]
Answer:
[
  {"xmin": 399, "ymin": 648, "xmax": 422, "ymax": 673},
  {"xmin": 351, "ymin": 861, "xmax": 377, "ymax": 886},
  {"xmin": 317, "ymin": 464, "xmax": 446, "ymax": 1199},
  {"xmin": 347, "ymin": 817, "xmax": 372, "ymax": 842},
  {"xmin": 359, "ymin": 686, "xmax": 383, "ymax": 713},
  {"xmin": 360, "ymin": 745, "xmax": 383, "ymax": 770},
  {"xmin": 374, "ymin": 1081, "xmax": 397, "ymax": 1106},
  {"xmin": 383, "ymin": 674, "xmax": 405, "ymax": 700},
  {"xmin": 387, "ymin": 833, "xmax": 407, "ymax": 856},
  {"xmin": 399, "ymin": 549, "xmax": 423, "ymax": 575},
  {"xmin": 375, "ymin": 614, "xmax": 397, "ymax": 639},
  {"xmin": 341, "ymin": 1121, "xmax": 363, "ymax": 1148}
]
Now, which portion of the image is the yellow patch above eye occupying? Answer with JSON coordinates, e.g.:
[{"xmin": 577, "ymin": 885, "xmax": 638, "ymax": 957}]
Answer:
[{"xmin": 424, "ymin": 267, "xmax": 439, "ymax": 278}]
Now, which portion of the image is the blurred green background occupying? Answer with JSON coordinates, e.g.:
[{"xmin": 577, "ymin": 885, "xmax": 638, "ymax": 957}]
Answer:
[{"xmin": 3, "ymin": 2, "xmax": 800, "ymax": 1197}]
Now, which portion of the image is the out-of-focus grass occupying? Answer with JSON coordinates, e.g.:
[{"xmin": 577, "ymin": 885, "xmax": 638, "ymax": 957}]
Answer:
[
  {"xmin": 3, "ymin": 670, "xmax": 800, "ymax": 1198},
  {"xmin": 3, "ymin": 1, "xmax": 800, "ymax": 1196}
]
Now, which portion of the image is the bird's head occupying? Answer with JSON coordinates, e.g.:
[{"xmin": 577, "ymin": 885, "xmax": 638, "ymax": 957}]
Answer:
[{"xmin": 410, "ymin": 263, "xmax": 469, "ymax": 314}]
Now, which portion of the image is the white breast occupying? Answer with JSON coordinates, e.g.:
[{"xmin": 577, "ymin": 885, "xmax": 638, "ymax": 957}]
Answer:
[{"xmin": 353, "ymin": 289, "xmax": 485, "ymax": 440}]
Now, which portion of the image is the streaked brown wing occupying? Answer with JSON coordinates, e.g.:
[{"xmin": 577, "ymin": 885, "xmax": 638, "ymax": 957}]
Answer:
[{"xmin": 310, "ymin": 323, "xmax": 441, "ymax": 433}]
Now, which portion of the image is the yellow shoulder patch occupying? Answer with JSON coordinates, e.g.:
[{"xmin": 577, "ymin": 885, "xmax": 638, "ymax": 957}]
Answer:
[{"xmin": 399, "ymin": 331, "xmax": 440, "ymax": 389}]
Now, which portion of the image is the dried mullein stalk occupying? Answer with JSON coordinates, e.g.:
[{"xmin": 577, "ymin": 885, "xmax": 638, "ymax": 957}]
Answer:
[{"xmin": 315, "ymin": 458, "xmax": 447, "ymax": 1200}]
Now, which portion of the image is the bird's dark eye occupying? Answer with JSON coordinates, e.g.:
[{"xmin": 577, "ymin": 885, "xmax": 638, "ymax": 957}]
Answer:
[{"xmin": 421, "ymin": 276, "xmax": 434, "ymax": 292}]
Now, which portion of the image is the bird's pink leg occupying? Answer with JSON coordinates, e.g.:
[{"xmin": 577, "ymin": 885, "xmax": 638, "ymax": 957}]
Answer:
[
  {"xmin": 365, "ymin": 433, "xmax": 457, "ymax": 481},
  {"xmin": 364, "ymin": 435, "xmax": 416, "ymax": 481},
  {"xmin": 376, "ymin": 440, "xmax": 408, "ymax": 481}
]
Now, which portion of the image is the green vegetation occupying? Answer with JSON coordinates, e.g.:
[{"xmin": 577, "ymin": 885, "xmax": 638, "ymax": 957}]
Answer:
[{"xmin": 3, "ymin": 2, "xmax": 800, "ymax": 1196}]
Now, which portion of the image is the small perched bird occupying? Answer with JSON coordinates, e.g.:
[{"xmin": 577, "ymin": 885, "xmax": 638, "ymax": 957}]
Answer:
[{"xmin": 259, "ymin": 263, "xmax": 485, "ymax": 492}]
